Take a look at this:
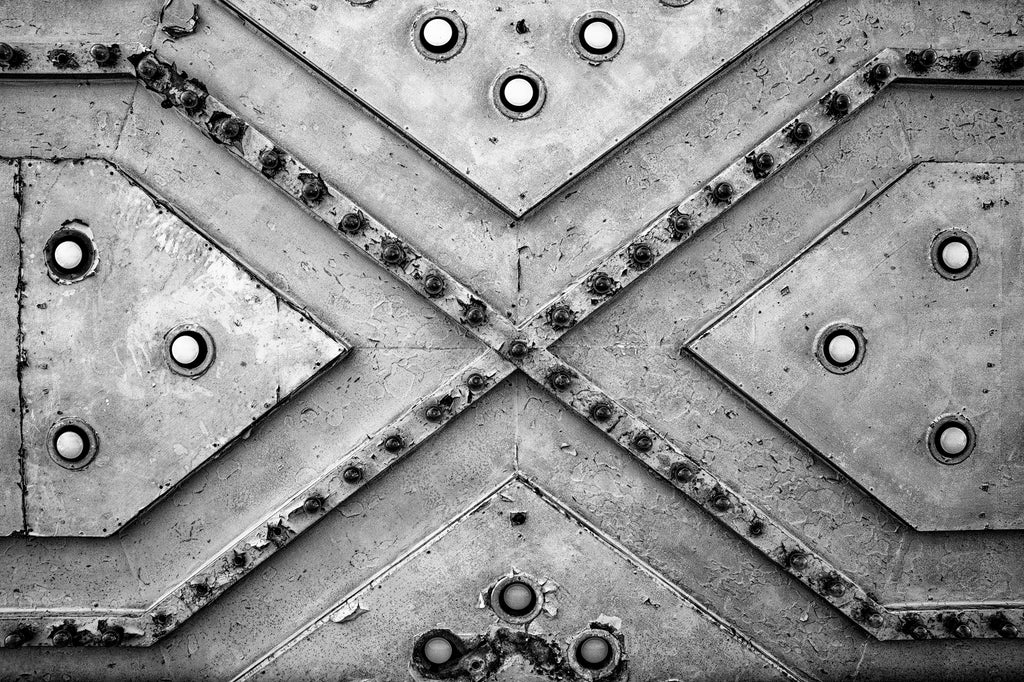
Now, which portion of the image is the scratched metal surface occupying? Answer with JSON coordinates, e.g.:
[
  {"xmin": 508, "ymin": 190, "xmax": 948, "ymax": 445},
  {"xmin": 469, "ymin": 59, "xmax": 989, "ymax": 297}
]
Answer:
[{"xmin": 0, "ymin": 0, "xmax": 1022, "ymax": 680}]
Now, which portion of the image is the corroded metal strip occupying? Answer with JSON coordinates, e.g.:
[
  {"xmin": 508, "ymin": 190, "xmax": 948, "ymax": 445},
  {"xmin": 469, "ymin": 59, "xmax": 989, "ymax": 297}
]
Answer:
[
  {"xmin": 0, "ymin": 41, "xmax": 142, "ymax": 77},
  {"xmin": 0, "ymin": 349, "xmax": 514, "ymax": 647},
  {"xmin": 519, "ymin": 47, "xmax": 1024, "ymax": 347}
]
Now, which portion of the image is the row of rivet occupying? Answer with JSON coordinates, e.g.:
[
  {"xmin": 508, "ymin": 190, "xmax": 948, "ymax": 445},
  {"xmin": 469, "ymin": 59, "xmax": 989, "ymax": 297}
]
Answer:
[
  {"xmin": 0, "ymin": 41, "xmax": 137, "ymax": 73},
  {"xmin": 517, "ymin": 48, "xmax": 1024, "ymax": 349}
]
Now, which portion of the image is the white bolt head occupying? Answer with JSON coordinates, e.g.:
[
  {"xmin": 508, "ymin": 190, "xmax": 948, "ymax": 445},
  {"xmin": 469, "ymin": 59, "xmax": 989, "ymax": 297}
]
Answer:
[
  {"xmin": 423, "ymin": 636, "xmax": 453, "ymax": 665},
  {"xmin": 501, "ymin": 582, "xmax": 534, "ymax": 611},
  {"xmin": 579, "ymin": 636, "xmax": 610, "ymax": 665},
  {"xmin": 940, "ymin": 240, "xmax": 971, "ymax": 271},
  {"xmin": 582, "ymin": 20, "xmax": 615, "ymax": 51},
  {"xmin": 53, "ymin": 240, "xmax": 84, "ymax": 271},
  {"xmin": 422, "ymin": 17, "xmax": 454, "ymax": 48},
  {"xmin": 502, "ymin": 77, "xmax": 536, "ymax": 108},
  {"xmin": 170, "ymin": 334, "xmax": 202, "ymax": 366},
  {"xmin": 939, "ymin": 425, "xmax": 969, "ymax": 455},
  {"xmin": 827, "ymin": 333, "xmax": 858, "ymax": 365},
  {"xmin": 55, "ymin": 430, "xmax": 86, "ymax": 461}
]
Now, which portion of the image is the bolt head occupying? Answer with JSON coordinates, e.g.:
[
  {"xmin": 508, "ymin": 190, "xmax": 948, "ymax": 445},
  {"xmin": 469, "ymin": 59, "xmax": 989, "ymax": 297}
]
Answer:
[
  {"xmin": 667, "ymin": 212, "xmax": 691, "ymax": 238},
  {"xmin": 219, "ymin": 118, "xmax": 244, "ymax": 142},
  {"xmin": 590, "ymin": 402, "xmax": 613, "ymax": 422},
  {"xmin": 829, "ymin": 93, "xmax": 851, "ymax": 116},
  {"xmin": 909, "ymin": 624, "xmax": 929, "ymax": 640},
  {"xmin": 1011, "ymin": 51, "xmax": 1024, "ymax": 69},
  {"xmin": 179, "ymin": 90, "xmax": 200, "ymax": 110},
  {"xmin": 301, "ymin": 180, "xmax": 323, "ymax": 201},
  {"xmin": 633, "ymin": 433, "xmax": 653, "ymax": 451},
  {"xmin": 589, "ymin": 272, "xmax": 615, "ymax": 295},
  {"xmin": 869, "ymin": 62, "xmax": 891, "ymax": 83},
  {"xmin": 548, "ymin": 305, "xmax": 574, "ymax": 329},
  {"xmin": 792, "ymin": 121, "xmax": 813, "ymax": 142},
  {"xmin": 101, "ymin": 630, "xmax": 121, "ymax": 647},
  {"xmin": 259, "ymin": 149, "xmax": 281, "ymax": 170},
  {"xmin": 508, "ymin": 340, "xmax": 529, "ymax": 358},
  {"xmin": 51, "ymin": 50, "xmax": 72, "ymax": 67},
  {"xmin": 423, "ymin": 273, "xmax": 446, "ymax": 297},
  {"xmin": 382, "ymin": 243, "xmax": 406, "ymax": 265},
  {"xmin": 303, "ymin": 497, "xmax": 323, "ymax": 514},
  {"xmin": 3, "ymin": 632, "xmax": 25, "ymax": 649},
  {"xmin": 0, "ymin": 43, "xmax": 13, "ymax": 64},
  {"xmin": 672, "ymin": 463, "xmax": 695, "ymax": 483},
  {"xmin": 550, "ymin": 371, "xmax": 572, "ymax": 390},
  {"xmin": 90, "ymin": 44, "xmax": 113, "ymax": 65},
  {"xmin": 998, "ymin": 622, "xmax": 1019, "ymax": 638},
  {"xmin": 232, "ymin": 551, "xmax": 247, "ymax": 567},
  {"xmin": 824, "ymin": 579, "xmax": 846, "ymax": 597},
  {"xmin": 629, "ymin": 243, "xmax": 653, "ymax": 267},
  {"xmin": 339, "ymin": 212, "xmax": 366, "ymax": 234},
  {"xmin": 748, "ymin": 519, "xmax": 765, "ymax": 536},
  {"xmin": 466, "ymin": 373, "xmax": 487, "ymax": 390},
  {"xmin": 919, "ymin": 48, "xmax": 937, "ymax": 67},
  {"xmin": 788, "ymin": 551, "xmax": 809, "ymax": 571},
  {"xmin": 865, "ymin": 611, "xmax": 884, "ymax": 629},
  {"xmin": 384, "ymin": 435, "xmax": 404, "ymax": 452},
  {"xmin": 193, "ymin": 582, "xmax": 210, "ymax": 597},
  {"xmin": 424, "ymin": 404, "xmax": 443, "ymax": 422},
  {"xmin": 753, "ymin": 152, "xmax": 775, "ymax": 172},
  {"xmin": 52, "ymin": 630, "xmax": 73, "ymax": 647},
  {"xmin": 711, "ymin": 494, "xmax": 732, "ymax": 512},
  {"xmin": 961, "ymin": 50, "xmax": 982, "ymax": 70},
  {"xmin": 342, "ymin": 465, "xmax": 363, "ymax": 483},
  {"xmin": 954, "ymin": 623, "xmax": 973, "ymax": 639},
  {"xmin": 712, "ymin": 181, "xmax": 734, "ymax": 203},
  {"xmin": 466, "ymin": 305, "xmax": 487, "ymax": 325},
  {"xmin": 138, "ymin": 58, "xmax": 164, "ymax": 80}
]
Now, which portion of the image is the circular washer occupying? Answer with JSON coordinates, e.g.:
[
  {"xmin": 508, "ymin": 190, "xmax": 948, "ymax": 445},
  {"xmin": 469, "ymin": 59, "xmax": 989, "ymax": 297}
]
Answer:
[
  {"xmin": 567, "ymin": 628, "xmax": 622, "ymax": 679},
  {"xmin": 412, "ymin": 9, "xmax": 467, "ymax": 62},
  {"xmin": 927, "ymin": 414, "xmax": 976, "ymax": 465},
  {"xmin": 814, "ymin": 323, "xmax": 867, "ymax": 375},
  {"xmin": 46, "ymin": 417, "xmax": 99, "ymax": 470},
  {"xmin": 571, "ymin": 12, "xmax": 625, "ymax": 62},
  {"xmin": 493, "ymin": 66, "xmax": 546, "ymax": 120},
  {"xmin": 164, "ymin": 323, "xmax": 216, "ymax": 378},
  {"xmin": 412, "ymin": 629, "xmax": 462, "ymax": 670},
  {"xmin": 489, "ymin": 574, "xmax": 544, "ymax": 624},
  {"xmin": 43, "ymin": 225, "xmax": 98, "ymax": 284},
  {"xmin": 930, "ymin": 229, "xmax": 979, "ymax": 281}
]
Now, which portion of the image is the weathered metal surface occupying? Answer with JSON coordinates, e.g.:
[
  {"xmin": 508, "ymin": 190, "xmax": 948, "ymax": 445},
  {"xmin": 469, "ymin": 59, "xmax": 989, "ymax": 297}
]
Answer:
[
  {"xmin": 0, "ymin": 0, "xmax": 1023, "ymax": 679},
  {"xmin": 219, "ymin": 0, "xmax": 816, "ymax": 217},
  {"xmin": 688, "ymin": 162, "xmax": 1024, "ymax": 532}
]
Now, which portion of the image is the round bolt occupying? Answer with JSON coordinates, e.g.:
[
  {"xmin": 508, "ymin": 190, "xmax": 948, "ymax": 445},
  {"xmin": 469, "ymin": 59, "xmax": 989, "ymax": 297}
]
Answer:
[
  {"xmin": 381, "ymin": 242, "xmax": 406, "ymax": 266},
  {"xmin": 424, "ymin": 404, "xmax": 444, "ymax": 422},
  {"xmin": 824, "ymin": 579, "xmax": 846, "ymax": 598},
  {"xmin": 632, "ymin": 433, "xmax": 653, "ymax": 451},
  {"xmin": 868, "ymin": 62, "xmax": 892, "ymax": 83},
  {"xmin": 384, "ymin": 435, "xmax": 404, "ymax": 453},
  {"xmin": 961, "ymin": 50, "xmax": 982, "ymax": 71},
  {"xmin": 938, "ymin": 424, "xmax": 969, "ymax": 456},
  {"xmin": 939, "ymin": 239, "xmax": 971, "ymax": 272},
  {"xmin": 825, "ymin": 332, "xmax": 858, "ymax": 366},
  {"xmin": 908, "ymin": 622, "xmax": 929, "ymax": 640},
  {"xmin": 193, "ymin": 582, "xmax": 210, "ymax": 597},
  {"xmin": 998, "ymin": 622, "xmax": 1019, "ymax": 638},
  {"xmin": 589, "ymin": 272, "xmax": 615, "ymax": 295},
  {"xmin": 580, "ymin": 19, "xmax": 616, "ymax": 54},
  {"xmin": 499, "ymin": 582, "xmax": 535, "ymax": 614},
  {"xmin": 672, "ymin": 463, "xmax": 695, "ymax": 483},
  {"xmin": 548, "ymin": 304, "xmax": 574, "ymax": 329},
  {"xmin": 52, "ymin": 630, "xmax": 73, "ymax": 647},
  {"xmin": 590, "ymin": 402, "xmax": 613, "ymax": 422},
  {"xmin": 749, "ymin": 519, "xmax": 765, "ymax": 536},
  {"xmin": 100, "ymin": 629, "xmax": 122, "ymax": 647},
  {"xmin": 421, "ymin": 17, "xmax": 456, "ymax": 52},
  {"xmin": 50, "ymin": 50, "xmax": 73, "ymax": 68},
  {"xmin": 549, "ymin": 371, "xmax": 572, "ymax": 391},
  {"xmin": 501, "ymin": 76, "xmax": 538, "ymax": 111},
  {"xmin": 53, "ymin": 239, "xmax": 84, "ymax": 271},
  {"xmin": 711, "ymin": 494, "xmax": 732, "ymax": 512},
  {"xmin": 178, "ymin": 89, "xmax": 200, "ymax": 110},
  {"xmin": 465, "ymin": 304, "xmax": 487, "ymax": 326},
  {"xmin": 829, "ymin": 93, "xmax": 851, "ymax": 116},
  {"xmin": 342, "ymin": 465, "xmax": 363, "ymax": 483},
  {"xmin": 954, "ymin": 622, "xmax": 973, "ymax": 639},
  {"xmin": 629, "ymin": 243, "xmax": 654, "ymax": 268},
  {"xmin": 0, "ymin": 43, "xmax": 14, "ymax": 65},
  {"xmin": 232, "ymin": 551, "xmax": 247, "ymax": 567},
  {"xmin": 219, "ymin": 118, "xmax": 244, "ymax": 142},
  {"xmin": 301, "ymin": 178, "xmax": 323, "ymax": 202},
  {"xmin": 423, "ymin": 636, "xmax": 454, "ymax": 665},
  {"xmin": 1007, "ymin": 51, "xmax": 1024, "ymax": 70},
  {"xmin": 423, "ymin": 273, "xmax": 446, "ymax": 297},
  {"xmin": 712, "ymin": 181, "xmax": 734, "ymax": 203},
  {"xmin": 259, "ymin": 149, "xmax": 282, "ymax": 171},
  {"xmin": 667, "ymin": 212, "xmax": 691, "ymax": 238},
  {"xmin": 3, "ymin": 631, "xmax": 26, "ymax": 649},
  {"xmin": 466, "ymin": 373, "xmax": 487, "ymax": 391},
  {"xmin": 338, "ymin": 211, "xmax": 366, "ymax": 234},
  {"xmin": 55, "ymin": 428, "xmax": 86, "ymax": 462},
  {"xmin": 753, "ymin": 152, "xmax": 775, "ymax": 173},
  {"xmin": 917, "ymin": 48, "xmax": 937, "ymax": 68},
  {"xmin": 90, "ymin": 43, "xmax": 114, "ymax": 65},
  {"xmin": 791, "ymin": 121, "xmax": 813, "ymax": 143},
  {"xmin": 137, "ymin": 58, "xmax": 164, "ymax": 80},
  {"xmin": 788, "ymin": 551, "xmax": 810, "ymax": 571},
  {"xmin": 577, "ymin": 635, "xmax": 611, "ymax": 667},
  {"xmin": 508, "ymin": 340, "xmax": 529, "ymax": 359},
  {"xmin": 170, "ymin": 333, "xmax": 202, "ymax": 367},
  {"xmin": 303, "ymin": 496, "xmax": 323, "ymax": 514},
  {"xmin": 864, "ymin": 611, "xmax": 884, "ymax": 629}
]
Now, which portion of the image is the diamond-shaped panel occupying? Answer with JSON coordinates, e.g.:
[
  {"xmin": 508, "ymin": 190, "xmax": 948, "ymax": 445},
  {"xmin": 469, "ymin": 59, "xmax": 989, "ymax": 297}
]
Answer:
[
  {"xmin": 19, "ymin": 159, "xmax": 349, "ymax": 536},
  {"xmin": 688, "ymin": 162, "xmax": 1024, "ymax": 531}
]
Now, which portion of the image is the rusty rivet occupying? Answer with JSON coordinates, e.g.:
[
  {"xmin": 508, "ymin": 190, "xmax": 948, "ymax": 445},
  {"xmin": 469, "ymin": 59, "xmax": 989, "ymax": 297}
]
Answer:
[
  {"xmin": 259, "ymin": 149, "xmax": 282, "ymax": 171},
  {"xmin": 588, "ymin": 271, "xmax": 616, "ymax": 295},
  {"xmin": 903, "ymin": 616, "xmax": 929, "ymax": 640},
  {"xmin": 52, "ymin": 629, "xmax": 74, "ymax": 647},
  {"xmin": 824, "ymin": 578, "xmax": 846, "ymax": 598},
  {"xmin": 632, "ymin": 432, "xmax": 653, "ymax": 452},
  {"xmin": 628, "ymin": 243, "xmax": 654, "ymax": 268},
  {"xmin": 671, "ymin": 462, "xmax": 695, "ymax": 483},
  {"xmin": 790, "ymin": 120, "xmax": 813, "ymax": 143},
  {"xmin": 192, "ymin": 582, "xmax": 210, "ymax": 597},
  {"xmin": 752, "ymin": 152, "xmax": 775, "ymax": 174},
  {"xmin": 232, "ymin": 550, "xmax": 247, "ymax": 567},
  {"xmin": 137, "ymin": 57, "xmax": 164, "ymax": 80},
  {"xmin": 862, "ymin": 610, "xmax": 884, "ymax": 629},
  {"xmin": 667, "ymin": 211, "xmax": 691, "ymax": 238},
  {"xmin": 590, "ymin": 401, "xmax": 613, "ymax": 422},
  {"xmin": 996, "ymin": 621, "xmax": 1019, "ymax": 639},
  {"xmin": 508, "ymin": 340, "xmax": 530, "ymax": 359},
  {"xmin": 748, "ymin": 519, "xmax": 765, "ymax": 536},
  {"xmin": 465, "ymin": 304, "xmax": 487, "ymax": 326},
  {"xmin": 828, "ymin": 92, "xmax": 851, "ymax": 117},
  {"xmin": 90, "ymin": 44, "xmax": 116, "ymax": 66},
  {"xmin": 342, "ymin": 465, "xmax": 363, "ymax": 483},
  {"xmin": 510, "ymin": 511, "xmax": 527, "ymax": 525},
  {"xmin": 788, "ymin": 551, "xmax": 810, "ymax": 571},
  {"xmin": 303, "ymin": 496, "xmax": 324, "ymax": 514},
  {"xmin": 178, "ymin": 89, "xmax": 200, "ymax": 110},
  {"xmin": 424, "ymin": 404, "xmax": 444, "ymax": 422},
  {"xmin": 384, "ymin": 435, "xmax": 405, "ymax": 452},
  {"xmin": 909, "ymin": 48, "xmax": 937, "ymax": 71},
  {"xmin": 3, "ymin": 630, "xmax": 27, "ymax": 649},
  {"xmin": 338, "ymin": 211, "xmax": 366, "ymax": 234},
  {"xmin": 549, "ymin": 370, "xmax": 572, "ymax": 391},
  {"xmin": 381, "ymin": 242, "xmax": 407, "ymax": 266},
  {"xmin": 0, "ymin": 43, "xmax": 15, "ymax": 66},
  {"xmin": 301, "ymin": 176, "xmax": 325, "ymax": 202},
  {"xmin": 954, "ymin": 622, "xmax": 973, "ymax": 639},
  {"xmin": 548, "ymin": 304, "xmax": 575, "ymax": 330},
  {"xmin": 711, "ymin": 493, "xmax": 732, "ymax": 512},
  {"xmin": 49, "ymin": 49, "xmax": 76, "ymax": 68},
  {"xmin": 958, "ymin": 50, "xmax": 982, "ymax": 72},
  {"xmin": 466, "ymin": 373, "xmax": 487, "ymax": 390},
  {"xmin": 1009, "ymin": 51, "xmax": 1024, "ymax": 70},
  {"xmin": 867, "ymin": 62, "xmax": 891, "ymax": 84},
  {"xmin": 423, "ymin": 273, "xmax": 446, "ymax": 297},
  {"xmin": 711, "ymin": 181, "xmax": 734, "ymax": 203},
  {"xmin": 100, "ymin": 628, "xmax": 123, "ymax": 647}
]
